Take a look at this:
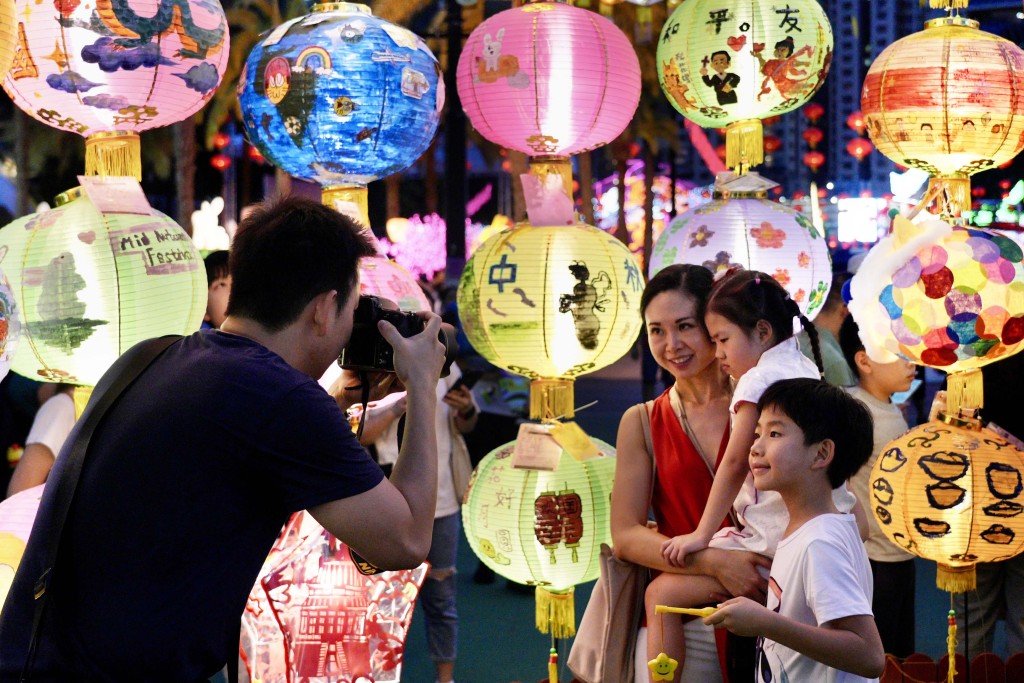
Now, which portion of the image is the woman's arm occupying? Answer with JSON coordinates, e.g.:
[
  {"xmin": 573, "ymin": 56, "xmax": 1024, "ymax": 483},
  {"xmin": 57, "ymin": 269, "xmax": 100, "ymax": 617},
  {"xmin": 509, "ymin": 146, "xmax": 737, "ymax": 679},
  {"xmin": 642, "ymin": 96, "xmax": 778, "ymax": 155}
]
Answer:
[
  {"xmin": 661, "ymin": 403, "xmax": 758, "ymax": 566},
  {"xmin": 354, "ymin": 395, "xmax": 407, "ymax": 445},
  {"xmin": 7, "ymin": 444, "xmax": 56, "ymax": 496}
]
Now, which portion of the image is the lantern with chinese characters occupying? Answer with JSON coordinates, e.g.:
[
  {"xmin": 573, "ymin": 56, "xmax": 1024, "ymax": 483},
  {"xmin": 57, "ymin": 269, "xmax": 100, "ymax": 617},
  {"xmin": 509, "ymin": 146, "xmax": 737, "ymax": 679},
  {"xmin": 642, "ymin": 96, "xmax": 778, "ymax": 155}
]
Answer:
[
  {"xmin": 242, "ymin": 511, "xmax": 428, "ymax": 683},
  {"xmin": 456, "ymin": 1, "xmax": 641, "ymax": 199},
  {"xmin": 657, "ymin": 0, "xmax": 832, "ymax": 172},
  {"xmin": 462, "ymin": 439, "xmax": 616, "ymax": 637},
  {"xmin": 869, "ymin": 416, "xmax": 1024, "ymax": 592},
  {"xmin": 457, "ymin": 222, "xmax": 644, "ymax": 419},
  {"xmin": 848, "ymin": 214, "xmax": 1024, "ymax": 415},
  {"xmin": 649, "ymin": 173, "xmax": 832, "ymax": 318},
  {"xmin": 240, "ymin": 2, "xmax": 442, "ymax": 225},
  {"xmin": 0, "ymin": 186, "xmax": 206, "ymax": 386},
  {"xmin": 861, "ymin": 9, "xmax": 1024, "ymax": 217},
  {"xmin": 0, "ymin": 484, "xmax": 42, "ymax": 615},
  {"xmin": 2, "ymin": 0, "xmax": 228, "ymax": 179}
]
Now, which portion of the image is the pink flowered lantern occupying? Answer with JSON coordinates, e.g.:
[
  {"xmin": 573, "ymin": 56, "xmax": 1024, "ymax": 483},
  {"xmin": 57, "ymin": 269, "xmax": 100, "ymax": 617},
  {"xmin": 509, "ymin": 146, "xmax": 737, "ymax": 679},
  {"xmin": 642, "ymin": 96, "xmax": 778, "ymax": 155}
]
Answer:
[
  {"xmin": 456, "ymin": 1, "xmax": 641, "ymax": 197},
  {"xmin": 649, "ymin": 173, "xmax": 832, "ymax": 318},
  {"xmin": 0, "ymin": 485, "xmax": 43, "ymax": 613},
  {"xmin": 359, "ymin": 257, "xmax": 430, "ymax": 313},
  {"xmin": 242, "ymin": 511, "xmax": 428, "ymax": 683},
  {"xmin": 2, "ymin": 0, "xmax": 228, "ymax": 179}
]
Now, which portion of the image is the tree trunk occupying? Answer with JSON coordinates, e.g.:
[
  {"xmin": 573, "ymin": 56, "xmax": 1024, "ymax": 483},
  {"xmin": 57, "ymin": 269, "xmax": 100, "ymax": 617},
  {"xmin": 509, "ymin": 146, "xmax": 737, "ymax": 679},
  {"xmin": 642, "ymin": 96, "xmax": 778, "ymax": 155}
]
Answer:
[
  {"xmin": 15, "ymin": 110, "xmax": 29, "ymax": 217},
  {"xmin": 578, "ymin": 150, "xmax": 594, "ymax": 225},
  {"xmin": 424, "ymin": 139, "xmax": 438, "ymax": 215},
  {"xmin": 641, "ymin": 144, "xmax": 655, "ymax": 277},
  {"xmin": 510, "ymin": 151, "xmax": 528, "ymax": 222},
  {"xmin": 385, "ymin": 174, "xmax": 401, "ymax": 219},
  {"xmin": 274, "ymin": 168, "xmax": 292, "ymax": 198},
  {"xmin": 615, "ymin": 156, "xmax": 628, "ymax": 245},
  {"xmin": 174, "ymin": 118, "xmax": 196, "ymax": 236}
]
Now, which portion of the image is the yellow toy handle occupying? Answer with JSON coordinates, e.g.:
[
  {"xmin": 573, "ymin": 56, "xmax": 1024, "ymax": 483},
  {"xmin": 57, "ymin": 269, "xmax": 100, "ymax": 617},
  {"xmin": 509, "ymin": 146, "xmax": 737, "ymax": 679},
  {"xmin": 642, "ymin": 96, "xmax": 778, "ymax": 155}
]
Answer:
[{"xmin": 654, "ymin": 605, "xmax": 719, "ymax": 618}]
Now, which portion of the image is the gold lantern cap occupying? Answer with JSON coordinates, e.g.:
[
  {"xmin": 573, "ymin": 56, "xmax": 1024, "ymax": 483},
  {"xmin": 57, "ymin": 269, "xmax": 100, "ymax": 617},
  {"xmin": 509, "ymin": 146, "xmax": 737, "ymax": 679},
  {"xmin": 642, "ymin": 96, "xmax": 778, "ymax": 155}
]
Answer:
[
  {"xmin": 311, "ymin": 2, "xmax": 372, "ymax": 14},
  {"xmin": 924, "ymin": 16, "xmax": 979, "ymax": 30},
  {"xmin": 53, "ymin": 187, "xmax": 83, "ymax": 207},
  {"xmin": 712, "ymin": 171, "xmax": 777, "ymax": 200}
]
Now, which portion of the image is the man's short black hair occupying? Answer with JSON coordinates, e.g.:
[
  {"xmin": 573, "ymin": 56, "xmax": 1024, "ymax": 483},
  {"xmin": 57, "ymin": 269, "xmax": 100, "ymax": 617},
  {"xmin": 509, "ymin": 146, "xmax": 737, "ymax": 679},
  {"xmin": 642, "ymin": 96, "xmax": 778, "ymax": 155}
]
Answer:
[
  {"xmin": 758, "ymin": 378, "xmax": 874, "ymax": 488},
  {"xmin": 227, "ymin": 197, "xmax": 377, "ymax": 331},
  {"xmin": 203, "ymin": 250, "xmax": 229, "ymax": 287}
]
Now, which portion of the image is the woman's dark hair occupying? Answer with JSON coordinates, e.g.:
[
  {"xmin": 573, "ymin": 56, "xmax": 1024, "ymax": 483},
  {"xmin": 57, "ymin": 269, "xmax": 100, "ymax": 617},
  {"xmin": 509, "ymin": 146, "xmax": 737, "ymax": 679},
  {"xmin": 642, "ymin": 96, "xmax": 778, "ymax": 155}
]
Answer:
[
  {"xmin": 228, "ymin": 197, "xmax": 377, "ymax": 331},
  {"xmin": 705, "ymin": 269, "xmax": 824, "ymax": 373},
  {"xmin": 640, "ymin": 264, "xmax": 715, "ymax": 329},
  {"xmin": 774, "ymin": 36, "xmax": 795, "ymax": 56}
]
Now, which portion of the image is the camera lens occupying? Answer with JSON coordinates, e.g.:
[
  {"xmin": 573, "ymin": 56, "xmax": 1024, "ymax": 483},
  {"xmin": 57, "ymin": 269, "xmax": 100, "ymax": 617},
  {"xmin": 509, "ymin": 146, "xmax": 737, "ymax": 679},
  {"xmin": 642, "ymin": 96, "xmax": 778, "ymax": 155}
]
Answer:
[{"xmin": 438, "ymin": 323, "xmax": 458, "ymax": 377}]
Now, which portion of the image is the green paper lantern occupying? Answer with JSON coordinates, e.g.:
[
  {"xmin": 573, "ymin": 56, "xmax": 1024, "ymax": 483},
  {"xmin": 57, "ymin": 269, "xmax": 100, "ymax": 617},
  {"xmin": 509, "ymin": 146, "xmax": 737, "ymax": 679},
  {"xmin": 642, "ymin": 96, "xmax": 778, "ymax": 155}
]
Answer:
[
  {"xmin": 462, "ymin": 438, "xmax": 615, "ymax": 637},
  {"xmin": 0, "ymin": 189, "xmax": 206, "ymax": 385}
]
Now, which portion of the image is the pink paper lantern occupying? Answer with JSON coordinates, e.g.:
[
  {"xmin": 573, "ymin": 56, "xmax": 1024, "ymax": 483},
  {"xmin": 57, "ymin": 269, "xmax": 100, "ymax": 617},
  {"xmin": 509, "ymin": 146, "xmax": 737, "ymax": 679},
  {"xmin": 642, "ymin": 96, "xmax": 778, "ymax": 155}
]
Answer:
[
  {"xmin": 359, "ymin": 256, "xmax": 431, "ymax": 313},
  {"xmin": 2, "ymin": 0, "xmax": 228, "ymax": 178},
  {"xmin": 0, "ymin": 484, "xmax": 43, "ymax": 611},
  {"xmin": 456, "ymin": 2, "xmax": 641, "ymax": 157}
]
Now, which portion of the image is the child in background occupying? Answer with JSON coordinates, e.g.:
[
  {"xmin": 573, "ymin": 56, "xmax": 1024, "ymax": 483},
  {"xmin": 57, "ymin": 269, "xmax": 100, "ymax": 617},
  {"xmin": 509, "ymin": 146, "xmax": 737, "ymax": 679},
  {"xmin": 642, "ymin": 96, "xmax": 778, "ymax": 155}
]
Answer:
[
  {"xmin": 202, "ymin": 250, "xmax": 231, "ymax": 330},
  {"xmin": 708, "ymin": 378, "xmax": 885, "ymax": 682},
  {"xmin": 840, "ymin": 315, "xmax": 918, "ymax": 658},
  {"xmin": 645, "ymin": 270, "xmax": 861, "ymax": 677}
]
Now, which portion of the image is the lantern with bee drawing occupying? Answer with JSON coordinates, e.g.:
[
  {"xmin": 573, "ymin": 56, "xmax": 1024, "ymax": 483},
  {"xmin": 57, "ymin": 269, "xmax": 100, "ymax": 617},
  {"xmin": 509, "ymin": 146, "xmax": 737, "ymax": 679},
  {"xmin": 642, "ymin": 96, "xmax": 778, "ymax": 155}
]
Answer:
[{"xmin": 457, "ymin": 221, "xmax": 644, "ymax": 420}]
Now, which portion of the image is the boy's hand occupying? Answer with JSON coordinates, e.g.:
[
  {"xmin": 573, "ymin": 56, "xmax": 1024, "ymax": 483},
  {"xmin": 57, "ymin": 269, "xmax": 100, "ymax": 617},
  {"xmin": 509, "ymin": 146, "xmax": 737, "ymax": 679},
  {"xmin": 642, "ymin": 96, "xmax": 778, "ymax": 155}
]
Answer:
[
  {"xmin": 705, "ymin": 596, "xmax": 771, "ymax": 637},
  {"xmin": 661, "ymin": 532, "xmax": 710, "ymax": 568}
]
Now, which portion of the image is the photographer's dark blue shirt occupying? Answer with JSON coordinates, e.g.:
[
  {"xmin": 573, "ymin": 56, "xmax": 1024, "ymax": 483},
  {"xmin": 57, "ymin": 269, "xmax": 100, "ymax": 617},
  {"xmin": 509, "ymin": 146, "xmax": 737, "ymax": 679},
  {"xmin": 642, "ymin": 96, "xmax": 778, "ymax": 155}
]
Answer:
[{"xmin": 0, "ymin": 331, "xmax": 384, "ymax": 682}]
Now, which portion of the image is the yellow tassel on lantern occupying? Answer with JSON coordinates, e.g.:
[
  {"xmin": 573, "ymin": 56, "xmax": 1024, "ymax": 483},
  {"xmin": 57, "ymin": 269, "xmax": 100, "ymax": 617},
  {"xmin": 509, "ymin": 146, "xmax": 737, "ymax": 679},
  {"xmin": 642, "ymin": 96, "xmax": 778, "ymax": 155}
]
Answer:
[
  {"xmin": 930, "ymin": 0, "xmax": 968, "ymax": 9},
  {"xmin": 725, "ymin": 119, "xmax": 764, "ymax": 174},
  {"xmin": 946, "ymin": 610, "xmax": 957, "ymax": 683},
  {"xmin": 72, "ymin": 386, "xmax": 93, "ymax": 420},
  {"xmin": 530, "ymin": 379, "xmax": 575, "ymax": 421},
  {"xmin": 936, "ymin": 562, "xmax": 976, "ymax": 593},
  {"xmin": 528, "ymin": 155, "xmax": 574, "ymax": 204},
  {"xmin": 928, "ymin": 176, "xmax": 971, "ymax": 220},
  {"xmin": 946, "ymin": 369, "xmax": 984, "ymax": 418},
  {"xmin": 322, "ymin": 185, "xmax": 370, "ymax": 228},
  {"xmin": 85, "ymin": 132, "xmax": 142, "ymax": 180},
  {"xmin": 536, "ymin": 586, "xmax": 576, "ymax": 638}
]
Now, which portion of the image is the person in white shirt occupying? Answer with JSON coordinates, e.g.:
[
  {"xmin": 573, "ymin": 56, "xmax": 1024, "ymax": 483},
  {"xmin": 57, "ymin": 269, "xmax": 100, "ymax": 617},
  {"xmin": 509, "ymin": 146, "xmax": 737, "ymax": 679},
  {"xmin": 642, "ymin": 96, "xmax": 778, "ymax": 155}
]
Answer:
[{"xmin": 6, "ymin": 384, "xmax": 76, "ymax": 497}]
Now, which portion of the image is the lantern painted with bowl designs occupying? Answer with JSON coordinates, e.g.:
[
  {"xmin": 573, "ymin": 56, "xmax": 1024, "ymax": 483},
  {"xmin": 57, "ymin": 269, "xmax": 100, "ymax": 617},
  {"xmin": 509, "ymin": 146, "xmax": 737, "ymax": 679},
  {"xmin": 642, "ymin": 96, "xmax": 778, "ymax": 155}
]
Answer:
[
  {"xmin": 657, "ymin": 0, "xmax": 832, "ymax": 171},
  {"xmin": 457, "ymin": 222, "xmax": 644, "ymax": 420},
  {"xmin": 861, "ymin": 13, "xmax": 1024, "ymax": 217},
  {"xmin": 649, "ymin": 174, "xmax": 832, "ymax": 318},
  {"xmin": 869, "ymin": 416, "xmax": 1024, "ymax": 592},
  {"xmin": 2, "ymin": 0, "xmax": 228, "ymax": 179},
  {"xmin": 240, "ymin": 2, "xmax": 442, "ymax": 225},
  {"xmin": 456, "ymin": 1, "xmax": 641, "ymax": 197},
  {"xmin": 462, "ymin": 439, "xmax": 616, "ymax": 637},
  {"xmin": 0, "ymin": 187, "xmax": 206, "ymax": 386}
]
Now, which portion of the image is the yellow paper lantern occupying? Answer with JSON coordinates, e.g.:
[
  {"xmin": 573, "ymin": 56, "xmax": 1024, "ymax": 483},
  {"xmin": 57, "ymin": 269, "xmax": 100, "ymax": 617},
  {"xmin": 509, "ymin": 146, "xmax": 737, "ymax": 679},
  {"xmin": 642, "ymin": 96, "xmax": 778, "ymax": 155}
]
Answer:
[
  {"xmin": 457, "ymin": 222, "xmax": 644, "ymax": 419},
  {"xmin": 657, "ymin": 0, "xmax": 832, "ymax": 171},
  {"xmin": 870, "ymin": 414, "xmax": 1024, "ymax": 592},
  {"xmin": 0, "ymin": 187, "xmax": 206, "ymax": 385},
  {"xmin": 0, "ymin": 0, "xmax": 15, "ymax": 78},
  {"xmin": 462, "ymin": 438, "xmax": 616, "ymax": 637},
  {"xmin": 861, "ymin": 14, "xmax": 1024, "ymax": 216}
]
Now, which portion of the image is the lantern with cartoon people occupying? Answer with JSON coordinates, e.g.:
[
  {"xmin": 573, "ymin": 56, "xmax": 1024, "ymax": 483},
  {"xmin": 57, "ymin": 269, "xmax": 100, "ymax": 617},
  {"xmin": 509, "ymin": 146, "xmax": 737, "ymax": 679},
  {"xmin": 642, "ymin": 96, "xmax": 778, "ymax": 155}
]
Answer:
[
  {"xmin": 457, "ymin": 222, "xmax": 644, "ymax": 420},
  {"xmin": 2, "ymin": 0, "xmax": 228, "ymax": 179},
  {"xmin": 657, "ymin": 0, "xmax": 832, "ymax": 172},
  {"xmin": 239, "ymin": 2, "xmax": 442, "ymax": 225}
]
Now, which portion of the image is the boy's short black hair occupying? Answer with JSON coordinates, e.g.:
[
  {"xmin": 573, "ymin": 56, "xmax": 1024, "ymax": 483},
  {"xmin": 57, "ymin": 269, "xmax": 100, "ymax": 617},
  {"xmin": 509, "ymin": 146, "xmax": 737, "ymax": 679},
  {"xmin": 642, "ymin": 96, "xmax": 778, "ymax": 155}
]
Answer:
[
  {"xmin": 758, "ymin": 378, "xmax": 873, "ymax": 488},
  {"xmin": 203, "ymin": 250, "xmax": 230, "ymax": 288},
  {"xmin": 228, "ymin": 197, "xmax": 377, "ymax": 331},
  {"xmin": 839, "ymin": 314, "xmax": 865, "ymax": 379}
]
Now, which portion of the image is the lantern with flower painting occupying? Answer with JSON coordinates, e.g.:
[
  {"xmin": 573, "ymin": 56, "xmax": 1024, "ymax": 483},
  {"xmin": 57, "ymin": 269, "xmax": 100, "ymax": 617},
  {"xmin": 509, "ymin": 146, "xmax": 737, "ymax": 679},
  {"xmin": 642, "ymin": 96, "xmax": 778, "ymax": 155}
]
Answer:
[
  {"xmin": 861, "ymin": 5, "xmax": 1024, "ymax": 217},
  {"xmin": 456, "ymin": 1, "xmax": 641, "ymax": 200},
  {"xmin": 657, "ymin": 0, "xmax": 832, "ymax": 172},
  {"xmin": 650, "ymin": 173, "xmax": 832, "ymax": 317},
  {"xmin": 240, "ymin": 2, "xmax": 443, "ymax": 225},
  {"xmin": 457, "ymin": 221, "xmax": 644, "ymax": 420},
  {"xmin": 2, "ymin": 0, "xmax": 228, "ymax": 179}
]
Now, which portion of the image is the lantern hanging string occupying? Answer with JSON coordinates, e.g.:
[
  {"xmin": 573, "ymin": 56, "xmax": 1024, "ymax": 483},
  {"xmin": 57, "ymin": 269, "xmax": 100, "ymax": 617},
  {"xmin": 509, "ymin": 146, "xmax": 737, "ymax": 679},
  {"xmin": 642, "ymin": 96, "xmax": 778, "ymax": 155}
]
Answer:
[{"xmin": 542, "ymin": 400, "xmax": 598, "ymax": 426}]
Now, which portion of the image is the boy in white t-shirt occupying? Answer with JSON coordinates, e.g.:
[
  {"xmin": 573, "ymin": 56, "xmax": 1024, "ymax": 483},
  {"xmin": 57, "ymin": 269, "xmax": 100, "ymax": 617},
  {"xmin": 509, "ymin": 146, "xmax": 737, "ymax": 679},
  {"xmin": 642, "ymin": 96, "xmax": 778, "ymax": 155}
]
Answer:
[{"xmin": 706, "ymin": 378, "xmax": 885, "ymax": 682}]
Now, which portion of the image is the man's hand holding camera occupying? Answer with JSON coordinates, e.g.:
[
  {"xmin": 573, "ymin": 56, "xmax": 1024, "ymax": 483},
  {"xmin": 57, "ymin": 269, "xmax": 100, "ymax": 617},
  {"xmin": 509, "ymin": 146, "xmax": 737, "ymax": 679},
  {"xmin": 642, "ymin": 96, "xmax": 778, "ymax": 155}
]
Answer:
[{"xmin": 379, "ymin": 311, "xmax": 447, "ymax": 394}]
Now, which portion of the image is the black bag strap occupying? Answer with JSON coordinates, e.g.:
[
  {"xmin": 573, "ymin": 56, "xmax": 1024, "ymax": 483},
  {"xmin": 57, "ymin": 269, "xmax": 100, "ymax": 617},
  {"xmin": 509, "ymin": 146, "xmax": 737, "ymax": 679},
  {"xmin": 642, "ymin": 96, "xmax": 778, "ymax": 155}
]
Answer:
[{"xmin": 21, "ymin": 334, "xmax": 182, "ymax": 681}]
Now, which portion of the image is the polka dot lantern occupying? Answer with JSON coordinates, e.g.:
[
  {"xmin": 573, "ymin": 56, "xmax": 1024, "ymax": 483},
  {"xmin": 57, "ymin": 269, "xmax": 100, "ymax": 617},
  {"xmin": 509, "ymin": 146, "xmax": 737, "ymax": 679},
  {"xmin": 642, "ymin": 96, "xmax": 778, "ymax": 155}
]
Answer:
[
  {"xmin": 0, "ymin": 187, "xmax": 206, "ymax": 386},
  {"xmin": 2, "ymin": 0, "xmax": 228, "ymax": 179},
  {"xmin": 240, "ymin": 2, "xmax": 443, "ymax": 225},
  {"xmin": 649, "ymin": 185, "xmax": 832, "ymax": 318},
  {"xmin": 462, "ymin": 438, "xmax": 616, "ymax": 637}
]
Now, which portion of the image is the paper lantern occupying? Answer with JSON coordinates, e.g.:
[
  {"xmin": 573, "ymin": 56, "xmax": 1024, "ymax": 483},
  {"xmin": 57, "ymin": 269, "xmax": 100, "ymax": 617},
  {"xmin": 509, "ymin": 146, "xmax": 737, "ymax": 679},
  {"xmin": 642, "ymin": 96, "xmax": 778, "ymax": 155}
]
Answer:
[
  {"xmin": 862, "ymin": 15, "xmax": 1024, "ymax": 216},
  {"xmin": 2, "ymin": 0, "xmax": 228, "ymax": 179},
  {"xmin": 456, "ymin": 1, "xmax": 641, "ymax": 192},
  {"xmin": 0, "ymin": 0, "xmax": 14, "ymax": 78},
  {"xmin": 847, "ymin": 137, "xmax": 873, "ymax": 162},
  {"xmin": 657, "ymin": 0, "xmax": 832, "ymax": 170},
  {"xmin": 457, "ymin": 222, "xmax": 644, "ymax": 419},
  {"xmin": 0, "ymin": 268, "xmax": 19, "ymax": 384},
  {"xmin": 0, "ymin": 484, "xmax": 42, "ymax": 615},
  {"xmin": 358, "ymin": 256, "xmax": 430, "ymax": 313},
  {"xmin": 240, "ymin": 3, "xmax": 442, "ymax": 225},
  {"xmin": 870, "ymin": 416, "xmax": 1024, "ymax": 592},
  {"xmin": 846, "ymin": 110, "xmax": 866, "ymax": 135},
  {"xmin": 462, "ymin": 439, "xmax": 616, "ymax": 637},
  {"xmin": 803, "ymin": 101, "xmax": 824, "ymax": 123},
  {"xmin": 0, "ymin": 187, "xmax": 206, "ymax": 386},
  {"xmin": 649, "ymin": 178, "xmax": 832, "ymax": 318},
  {"xmin": 242, "ymin": 510, "xmax": 428, "ymax": 683},
  {"xmin": 802, "ymin": 126, "xmax": 823, "ymax": 149},
  {"xmin": 803, "ymin": 150, "xmax": 825, "ymax": 172}
]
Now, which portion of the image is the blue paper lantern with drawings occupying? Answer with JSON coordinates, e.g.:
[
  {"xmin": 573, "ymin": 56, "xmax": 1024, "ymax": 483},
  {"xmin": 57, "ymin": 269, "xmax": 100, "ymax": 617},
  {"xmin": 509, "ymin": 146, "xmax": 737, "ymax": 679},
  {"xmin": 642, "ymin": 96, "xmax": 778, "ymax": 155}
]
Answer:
[{"xmin": 239, "ymin": 2, "xmax": 443, "ymax": 218}]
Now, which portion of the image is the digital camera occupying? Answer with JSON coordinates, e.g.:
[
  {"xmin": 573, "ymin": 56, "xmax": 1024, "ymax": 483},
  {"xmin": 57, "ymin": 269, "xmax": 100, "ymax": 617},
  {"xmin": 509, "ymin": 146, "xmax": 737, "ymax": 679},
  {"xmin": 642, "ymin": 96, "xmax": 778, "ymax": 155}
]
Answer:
[{"xmin": 339, "ymin": 295, "xmax": 457, "ymax": 376}]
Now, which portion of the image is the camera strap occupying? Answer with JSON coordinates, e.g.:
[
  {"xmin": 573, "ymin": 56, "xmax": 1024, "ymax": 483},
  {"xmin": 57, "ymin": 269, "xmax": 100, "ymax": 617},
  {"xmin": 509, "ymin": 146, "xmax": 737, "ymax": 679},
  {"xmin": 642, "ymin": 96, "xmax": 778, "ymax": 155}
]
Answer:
[{"xmin": 354, "ymin": 370, "xmax": 372, "ymax": 442}]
